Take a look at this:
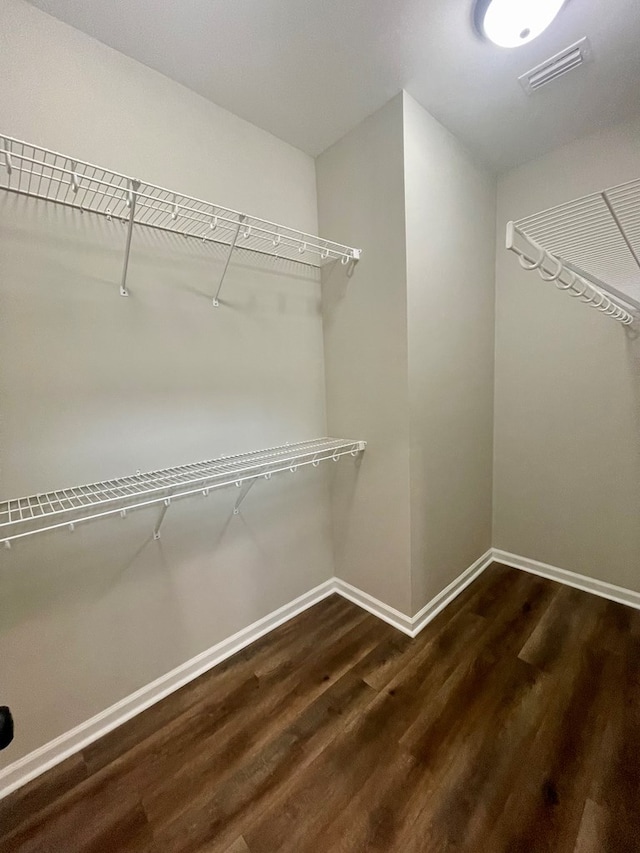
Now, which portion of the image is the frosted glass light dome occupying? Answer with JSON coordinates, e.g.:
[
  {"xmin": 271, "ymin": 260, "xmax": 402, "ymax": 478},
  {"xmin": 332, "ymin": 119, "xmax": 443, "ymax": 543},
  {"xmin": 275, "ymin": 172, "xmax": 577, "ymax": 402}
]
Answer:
[{"xmin": 478, "ymin": 0, "xmax": 566, "ymax": 48}]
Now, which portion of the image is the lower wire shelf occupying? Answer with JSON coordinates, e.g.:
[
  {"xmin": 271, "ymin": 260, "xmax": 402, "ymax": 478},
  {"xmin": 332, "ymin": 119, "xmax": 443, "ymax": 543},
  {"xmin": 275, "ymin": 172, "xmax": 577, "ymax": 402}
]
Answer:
[{"xmin": 0, "ymin": 437, "xmax": 366, "ymax": 547}]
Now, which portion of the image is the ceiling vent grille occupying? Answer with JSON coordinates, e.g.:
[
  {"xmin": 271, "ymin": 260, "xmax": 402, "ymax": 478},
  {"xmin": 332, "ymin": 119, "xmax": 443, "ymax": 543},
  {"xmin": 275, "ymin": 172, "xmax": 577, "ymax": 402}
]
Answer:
[{"xmin": 519, "ymin": 38, "xmax": 593, "ymax": 95}]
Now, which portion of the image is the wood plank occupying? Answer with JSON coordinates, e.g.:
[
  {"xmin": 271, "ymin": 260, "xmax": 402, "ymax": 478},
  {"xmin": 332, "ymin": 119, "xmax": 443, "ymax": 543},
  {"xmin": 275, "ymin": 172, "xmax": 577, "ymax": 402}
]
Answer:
[
  {"xmin": 0, "ymin": 753, "xmax": 88, "ymax": 839},
  {"xmin": 149, "ymin": 673, "xmax": 377, "ymax": 852},
  {"xmin": 141, "ymin": 613, "xmax": 389, "ymax": 828},
  {"xmin": 573, "ymin": 799, "xmax": 607, "ymax": 853},
  {"xmin": 399, "ymin": 570, "xmax": 555, "ymax": 761},
  {"xmin": 83, "ymin": 593, "xmax": 362, "ymax": 775},
  {"xmin": 518, "ymin": 584, "xmax": 603, "ymax": 671},
  {"xmin": 2, "ymin": 570, "xmax": 640, "ymax": 853},
  {"xmin": 242, "ymin": 611, "xmax": 490, "ymax": 852},
  {"xmin": 585, "ymin": 633, "xmax": 640, "ymax": 852},
  {"xmin": 482, "ymin": 596, "xmax": 624, "ymax": 853},
  {"xmin": 314, "ymin": 575, "xmax": 556, "ymax": 852},
  {"xmin": 1, "ymin": 776, "xmax": 154, "ymax": 853},
  {"xmin": 223, "ymin": 838, "xmax": 251, "ymax": 853}
]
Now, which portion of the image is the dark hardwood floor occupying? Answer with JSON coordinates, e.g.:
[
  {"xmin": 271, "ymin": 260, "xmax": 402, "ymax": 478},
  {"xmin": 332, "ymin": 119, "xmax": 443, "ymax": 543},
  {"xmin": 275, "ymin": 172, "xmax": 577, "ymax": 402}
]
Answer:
[{"xmin": 2, "ymin": 562, "xmax": 640, "ymax": 852}]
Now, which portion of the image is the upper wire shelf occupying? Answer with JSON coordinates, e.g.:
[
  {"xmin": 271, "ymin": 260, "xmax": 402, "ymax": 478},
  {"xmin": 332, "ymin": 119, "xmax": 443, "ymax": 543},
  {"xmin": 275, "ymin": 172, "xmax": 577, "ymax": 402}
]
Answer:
[
  {"xmin": 507, "ymin": 177, "xmax": 640, "ymax": 326},
  {"xmin": 0, "ymin": 438, "xmax": 366, "ymax": 547},
  {"xmin": 1, "ymin": 134, "xmax": 361, "ymax": 303}
]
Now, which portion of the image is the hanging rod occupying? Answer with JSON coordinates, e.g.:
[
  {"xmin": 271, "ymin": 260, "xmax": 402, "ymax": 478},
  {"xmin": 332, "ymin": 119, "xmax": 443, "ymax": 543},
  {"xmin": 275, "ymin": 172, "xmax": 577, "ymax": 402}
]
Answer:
[
  {"xmin": 0, "ymin": 438, "xmax": 366, "ymax": 547},
  {"xmin": 0, "ymin": 135, "xmax": 362, "ymax": 301},
  {"xmin": 506, "ymin": 223, "xmax": 637, "ymax": 326},
  {"xmin": 511, "ymin": 177, "xmax": 640, "ymax": 317}
]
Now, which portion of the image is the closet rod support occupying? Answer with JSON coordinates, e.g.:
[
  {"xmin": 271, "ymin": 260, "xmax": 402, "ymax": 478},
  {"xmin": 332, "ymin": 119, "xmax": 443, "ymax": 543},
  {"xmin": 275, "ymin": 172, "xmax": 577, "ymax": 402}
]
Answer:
[
  {"xmin": 213, "ymin": 215, "xmax": 246, "ymax": 307},
  {"xmin": 120, "ymin": 178, "xmax": 141, "ymax": 297},
  {"xmin": 153, "ymin": 498, "xmax": 171, "ymax": 540},
  {"xmin": 233, "ymin": 478, "xmax": 256, "ymax": 515}
]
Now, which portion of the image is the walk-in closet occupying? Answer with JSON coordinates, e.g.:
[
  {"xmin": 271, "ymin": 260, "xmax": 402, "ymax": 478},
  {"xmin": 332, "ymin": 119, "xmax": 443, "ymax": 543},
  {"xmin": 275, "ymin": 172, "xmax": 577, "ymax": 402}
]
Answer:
[{"xmin": 1, "ymin": 0, "xmax": 639, "ymax": 849}]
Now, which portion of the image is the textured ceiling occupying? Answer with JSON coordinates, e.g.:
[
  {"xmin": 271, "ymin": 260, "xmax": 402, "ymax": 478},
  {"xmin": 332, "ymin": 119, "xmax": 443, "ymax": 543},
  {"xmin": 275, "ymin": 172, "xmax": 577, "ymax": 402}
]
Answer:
[{"xmin": 27, "ymin": 0, "xmax": 640, "ymax": 171}]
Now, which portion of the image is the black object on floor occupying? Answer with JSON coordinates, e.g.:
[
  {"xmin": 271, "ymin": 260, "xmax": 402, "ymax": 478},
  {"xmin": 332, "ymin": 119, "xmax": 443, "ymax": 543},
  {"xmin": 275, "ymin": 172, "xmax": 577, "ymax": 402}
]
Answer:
[{"xmin": 0, "ymin": 706, "xmax": 14, "ymax": 750}]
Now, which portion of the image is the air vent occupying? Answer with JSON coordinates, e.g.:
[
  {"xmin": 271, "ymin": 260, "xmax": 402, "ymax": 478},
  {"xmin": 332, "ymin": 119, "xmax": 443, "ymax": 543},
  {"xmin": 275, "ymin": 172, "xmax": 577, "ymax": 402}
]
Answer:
[{"xmin": 519, "ymin": 37, "xmax": 593, "ymax": 95}]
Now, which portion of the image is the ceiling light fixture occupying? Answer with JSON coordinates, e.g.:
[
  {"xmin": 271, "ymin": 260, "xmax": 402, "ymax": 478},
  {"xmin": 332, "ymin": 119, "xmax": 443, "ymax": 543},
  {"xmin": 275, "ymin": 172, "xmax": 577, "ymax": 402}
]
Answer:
[{"xmin": 474, "ymin": 0, "xmax": 567, "ymax": 48}]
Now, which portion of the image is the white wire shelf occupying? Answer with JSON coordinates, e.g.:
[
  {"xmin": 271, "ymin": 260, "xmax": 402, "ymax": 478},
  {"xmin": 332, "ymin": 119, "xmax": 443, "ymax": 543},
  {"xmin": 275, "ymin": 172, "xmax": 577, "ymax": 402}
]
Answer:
[
  {"xmin": 507, "ymin": 177, "xmax": 640, "ymax": 325},
  {"xmin": 1, "ymin": 134, "xmax": 361, "ymax": 303},
  {"xmin": 506, "ymin": 223, "xmax": 636, "ymax": 326},
  {"xmin": 0, "ymin": 438, "xmax": 366, "ymax": 547}
]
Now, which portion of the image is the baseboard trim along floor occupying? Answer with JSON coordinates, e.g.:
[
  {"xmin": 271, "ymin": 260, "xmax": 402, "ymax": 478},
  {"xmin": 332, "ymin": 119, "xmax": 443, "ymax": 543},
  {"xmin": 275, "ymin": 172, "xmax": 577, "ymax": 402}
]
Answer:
[
  {"xmin": 0, "ymin": 579, "xmax": 337, "ymax": 801},
  {"xmin": 493, "ymin": 549, "xmax": 640, "ymax": 611},
  {"xmin": 2, "ymin": 547, "xmax": 639, "ymax": 800},
  {"xmin": 334, "ymin": 549, "xmax": 494, "ymax": 638}
]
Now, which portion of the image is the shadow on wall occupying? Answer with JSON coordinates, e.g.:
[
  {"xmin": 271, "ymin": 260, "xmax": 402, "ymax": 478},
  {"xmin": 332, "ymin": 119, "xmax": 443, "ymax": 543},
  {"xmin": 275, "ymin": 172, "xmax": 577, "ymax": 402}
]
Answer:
[
  {"xmin": 0, "ymin": 464, "xmax": 339, "ymax": 764},
  {"xmin": 0, "ymin": 192, "xmax": 327, "ymax": 497},
  {"xmin": 0, "ymin": 473, "xmax": 329, "ymax": 634},
  {"xmin": 0, "ymin": 186, "xmax": 337, "ymax": 763},
  {"xmin": 320, "ymin": 255, "xmax": 352, "ymax": 326},
  {"xmin": 0, "ymin": 440, "xmax": 359, "ymax": 652},
  {"xmin": 626, "ymin": 325, "xmax": 640, "ymax": 471},
  {"xmin": 326, "ymin": 452, "xmax": 366, "ymax": 559},
  {"xmin": 318, "ymin": 255, "xmax": 369, "ymax": 569},
  {"xmin": 0, "ymin": 193, "xmax": 321, "ymax": 311}
]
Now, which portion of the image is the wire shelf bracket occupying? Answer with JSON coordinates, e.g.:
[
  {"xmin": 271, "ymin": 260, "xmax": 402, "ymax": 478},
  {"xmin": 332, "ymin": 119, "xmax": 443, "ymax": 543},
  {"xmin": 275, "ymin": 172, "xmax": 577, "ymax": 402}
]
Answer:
[
  {"xmin": 153, "ymin": 498, "xmax": 172, "ymax": 541},
  {"xmin": 507, "ymin": 178, "xmax": 640, "ymax": 326},
  {"xmin": 233, "ymin": 479, "xmax": 256, "ymax": 515},
  {"xmin": 0, "ymin": 134, "xmax": 362, "ymax": 304},
  {"xmin": 213, "ymin": 215, "xmax": 245, "ymax": 307},
  {"xmin": 0, "ymin": 438, "xmax": 366, "ymax": 547},
  {"xmin": 120, "ymin": 179, "xmax": 140, "ymax": 297}
]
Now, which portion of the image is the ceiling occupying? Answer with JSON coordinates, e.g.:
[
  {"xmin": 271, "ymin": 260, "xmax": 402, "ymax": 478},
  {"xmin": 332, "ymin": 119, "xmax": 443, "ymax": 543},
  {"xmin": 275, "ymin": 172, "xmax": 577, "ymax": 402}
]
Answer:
[{"xmin": 27, "ymin": 0, "xmax": 640, "ymax": 172}]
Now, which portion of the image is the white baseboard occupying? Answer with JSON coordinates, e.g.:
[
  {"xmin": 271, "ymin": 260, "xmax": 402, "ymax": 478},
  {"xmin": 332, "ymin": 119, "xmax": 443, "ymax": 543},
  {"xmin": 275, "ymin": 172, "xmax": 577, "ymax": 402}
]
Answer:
[
  {"xmin": 0, "ymin": 547, "xmax": 498, "ymax": 800},
  {"xmin": 333, "ymin": 579, "xmax": 415, "ymax": 635},
  {"xmin": 5, "ymin": 539, "xmax": 639, "ymax": 805},
  {"xmin": 334, "ymin": 549, "xmax": 494, "ymax": 638},
  {"xmin": 492, "ymin": 549, "xmax": 640, "ymax": 610},
  {"xmin": 411, "ymin": 549, "xmax": 494, "ymax": 635},
  {"xmin": 0, "ymin": 578, "xmax": 335, "ymax": 801}
]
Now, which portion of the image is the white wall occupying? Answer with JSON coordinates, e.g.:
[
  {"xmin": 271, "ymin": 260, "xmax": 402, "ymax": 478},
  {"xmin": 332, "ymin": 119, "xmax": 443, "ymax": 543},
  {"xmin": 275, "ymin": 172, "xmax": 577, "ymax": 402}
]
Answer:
[
  {"xmin": 403, "ymin": 93, "xmax": 495, "ymax": 614},
  {"xmin": 317, "ymin": 93, "xmax": 496, "ymax": 616},
  {"xmin": 7, "ymin": 0, "xmax": 638, "ymax": 776},
  {"xmin": 317, "ymin": 94, "xmax": 413, "ymax": 614},
  {"xmin": 0, "ymin": 0, "xmax": 335, "ymax": 764},
  {"xmin": 494, "ymin": 118, "xmax": 640, "ymax": 589}
]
